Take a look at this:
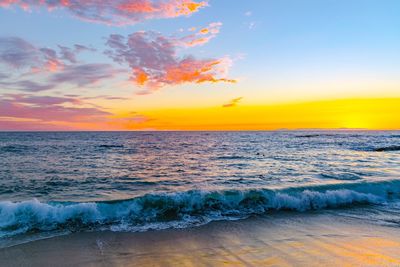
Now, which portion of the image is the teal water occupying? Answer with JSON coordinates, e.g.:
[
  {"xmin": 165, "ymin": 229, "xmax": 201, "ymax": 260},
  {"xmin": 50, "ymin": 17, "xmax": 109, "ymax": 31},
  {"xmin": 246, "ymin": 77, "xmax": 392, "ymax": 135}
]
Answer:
[{"xmin": 0, "ymin": 131, "xmax": 399, "ymax": 243}]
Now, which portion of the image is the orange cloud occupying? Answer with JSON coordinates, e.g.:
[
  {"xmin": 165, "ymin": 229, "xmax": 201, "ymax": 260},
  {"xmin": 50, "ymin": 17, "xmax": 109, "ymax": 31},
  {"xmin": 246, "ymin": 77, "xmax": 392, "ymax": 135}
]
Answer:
[
  {"xmin": 105, "ymin": 30, "xmax": 235, "ymax": 92},
  {"xmin": 132, "ymin": 68, "xmax": 149, "ymax": 86},
  {"xmin": 117, "ymin": 2, "xmax": 156, "ymax": 13},
  {"xmin": 179, "ymin": 22, "xmax": 222, "ymax": 47},
  {"xmin": 0, "ymin": 0, "xmax": 208, "ymax": 25},
  {"xmin": 179, "ymin": 1, "xmax": 205, "ymax": 13},
  {"xmin": 107, "ymin": 113, "xmax": 153, "ymax": 129},
  {"xmin": 223, "ymin": 97, "xmax": 243, "ymax": 108},
  {"xmin": 44, "ymin": 59, "xmax": 63, "ymax": 72},
  {"xmin": 164, "ymin": 57, "xmax": 234, "ymax": 85}
]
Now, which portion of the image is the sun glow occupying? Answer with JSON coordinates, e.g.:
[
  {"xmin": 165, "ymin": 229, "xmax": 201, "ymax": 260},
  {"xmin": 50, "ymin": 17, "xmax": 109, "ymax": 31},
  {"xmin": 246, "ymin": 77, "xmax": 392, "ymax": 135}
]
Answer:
[
  {"xmin": 341, "ymin": 114, "xmax": 372, "ymax": 129},
  {"xmin": 113, "ymin": 98, "xmax": 400, "ymax": 131}
]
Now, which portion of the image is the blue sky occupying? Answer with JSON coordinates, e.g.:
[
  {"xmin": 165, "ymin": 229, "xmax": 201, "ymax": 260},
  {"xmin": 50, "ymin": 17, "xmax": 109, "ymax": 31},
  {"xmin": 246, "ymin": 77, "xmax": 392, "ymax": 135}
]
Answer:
[{"xmin": 0, "ymin": 0, "xmax": 399, "ymax": 130}]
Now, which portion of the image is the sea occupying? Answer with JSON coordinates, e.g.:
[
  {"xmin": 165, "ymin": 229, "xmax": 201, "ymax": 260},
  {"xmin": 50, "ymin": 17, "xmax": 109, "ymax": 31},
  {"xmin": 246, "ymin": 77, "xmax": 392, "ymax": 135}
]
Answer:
[{"xmin": 0, "ymin": 131, "xmax": 399, "ymax": 247}]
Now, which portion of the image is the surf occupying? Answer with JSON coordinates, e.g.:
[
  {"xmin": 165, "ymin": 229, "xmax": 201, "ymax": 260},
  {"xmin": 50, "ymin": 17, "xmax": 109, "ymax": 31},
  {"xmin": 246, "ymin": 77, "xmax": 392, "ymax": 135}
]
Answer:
[{"xmin": 1, "ymin": 179, "xmax": 399, "ymax": 238}]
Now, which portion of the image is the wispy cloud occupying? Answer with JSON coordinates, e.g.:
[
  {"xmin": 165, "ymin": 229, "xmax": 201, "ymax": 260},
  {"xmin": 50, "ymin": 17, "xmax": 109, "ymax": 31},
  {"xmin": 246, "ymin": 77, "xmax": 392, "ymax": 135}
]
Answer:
[
  {"xmin": 247, "ymin": 21, "xmax": 256, "ymax": 30},
  {"xmin": 0, "ymin": 94, "xmax": 111, "ymax": 124},
  {"xmin": 0, "ymin": 0, "xmax": 207, "ymax": 25},
  {"xmin": 0, "ymin": 37, "xmax": 93, "ymax": 73},
  {"xmin": 58, "ymin": 44, "xmax": 95, "ymax": 64},
  {"xmin": 0, "ymin": 63, "xmax": 120, "ymax": 92},
  {"xmin": 0, "ymin": 37, "xmax": 45, "ymax": 70},
  {"xmin": 0, "ymin": 93, "xmax": 154, "ymax": 130},
  {"xmin": 110, "ymin": 113, "xmax": 153, "ymax": 127},
  {"xmin": 223, "ymin": 97, "xmax": 243, "ymax": 108},
  {"xmin": 49, "ymin": 63, "xmax": 121, "ymax": 86},
  {"xmin": 0, "ymin": 80, "xmax": 56, "ymax": 92},
  {"xmin": 0, "ymin": 37, "xmax": 119, "ymax": 91},
  {"xmin": 0, "ymin": 72, "xmax": 8, "ymax": 80},
  {"xmin": 178, "ymin": 22, "xmax": 222, "ymax": 47},
  {"xmin": 80, "ymin": 95, "xmax": 129, "ymax": 101},
  {"xmin": 0, "ymin": 119, "xmax": 78, "ymax": 131}
]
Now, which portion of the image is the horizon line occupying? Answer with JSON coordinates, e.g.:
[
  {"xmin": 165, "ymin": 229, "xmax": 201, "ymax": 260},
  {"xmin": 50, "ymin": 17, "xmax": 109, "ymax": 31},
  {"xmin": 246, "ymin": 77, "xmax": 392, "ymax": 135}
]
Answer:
[{"xmin": 0, "ymin": 128, "xmax": 399, "ymax": 133}]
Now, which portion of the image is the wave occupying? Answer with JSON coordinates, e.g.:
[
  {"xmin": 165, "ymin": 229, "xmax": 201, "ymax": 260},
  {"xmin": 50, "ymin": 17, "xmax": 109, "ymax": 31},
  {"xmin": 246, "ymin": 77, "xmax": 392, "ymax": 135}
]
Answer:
[
  {"xmin": 0, "ymin": 145, "xmax": 33, "ymax": 153},
  {"xmin": 1, "ymin": 179, "xmax": 400, "ymax": 238},
  {"xmin": 97, "ymin": 144, "xmax": 124, "ymax": 148},
  {"xmin": 374, "ymin": 146, "xmax": 400, "ymax": 152},
  {"xmin": 318, "ymin": 172, "xmax": 362, "ymax": 181},
  {"xmin": 212, "ymin": 155, "xmax": 251, "ymax": 160}
]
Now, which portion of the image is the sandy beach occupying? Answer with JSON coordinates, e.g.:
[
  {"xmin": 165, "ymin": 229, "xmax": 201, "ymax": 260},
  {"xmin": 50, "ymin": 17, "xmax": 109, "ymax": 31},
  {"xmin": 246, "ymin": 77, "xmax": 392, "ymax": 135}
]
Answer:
[
  {"xmin": 1, "ymin": 0, "xmax": 400, "ymax": 263},
  {"xmin": 1, "ymin": 212, "xmax": 400, "ymax": 267}
]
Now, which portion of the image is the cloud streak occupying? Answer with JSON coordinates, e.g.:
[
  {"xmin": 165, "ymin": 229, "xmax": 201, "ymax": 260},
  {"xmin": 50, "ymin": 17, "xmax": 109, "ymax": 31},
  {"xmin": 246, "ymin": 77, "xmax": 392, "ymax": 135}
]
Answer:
[
  {"xmin": 0, "ymin": 94, "xmax": 111, "ymax": 124},
  {"xmin": 49, "ymin": 63, "xmax": 121, "ymax": 86},
  {"xmin": 0, "ymin": 0, "xmax": 207, "ymax": 25},
  {"xmin": 223, "ymin": 97, "xmax": 243, "ymax": 108},
  {"xmin": 0, "ymin": 94, "xmax": 156, "ymax": 130},
  {"xmin": 178, "ymin": 22, "xmax": 222, "ymax": 47},
  {"xmin": 0, "ymin": 80, "xmax": 56, "ymax": 92},
  {"xmin": 0, "ymin": 63, "xmax": 119, "ymax": 91}
]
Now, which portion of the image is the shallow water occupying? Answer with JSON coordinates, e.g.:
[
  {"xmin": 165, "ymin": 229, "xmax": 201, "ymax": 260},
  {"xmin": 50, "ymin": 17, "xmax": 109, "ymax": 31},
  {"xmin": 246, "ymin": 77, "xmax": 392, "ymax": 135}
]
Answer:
[
  {"xmin": 0, "ymin": 131, "xmax": 399, "ymax": 241},
  {"xmin": 2, "ymin": 213, "xmax": 400, "ymax": 267}
]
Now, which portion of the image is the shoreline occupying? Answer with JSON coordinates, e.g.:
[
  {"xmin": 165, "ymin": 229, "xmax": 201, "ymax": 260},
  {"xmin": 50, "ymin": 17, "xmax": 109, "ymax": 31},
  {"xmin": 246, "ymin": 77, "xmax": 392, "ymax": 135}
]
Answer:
[{"xmin": 1, "ymin": 212, "xmax": 400, "ymax": 266}]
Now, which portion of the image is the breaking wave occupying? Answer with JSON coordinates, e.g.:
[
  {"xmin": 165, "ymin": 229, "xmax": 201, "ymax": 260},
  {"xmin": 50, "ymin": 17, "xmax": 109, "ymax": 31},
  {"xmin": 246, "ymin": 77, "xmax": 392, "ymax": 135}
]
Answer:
[{"xmin": 1, "ymin": 179, "xmax": 400, "ymax": 238}]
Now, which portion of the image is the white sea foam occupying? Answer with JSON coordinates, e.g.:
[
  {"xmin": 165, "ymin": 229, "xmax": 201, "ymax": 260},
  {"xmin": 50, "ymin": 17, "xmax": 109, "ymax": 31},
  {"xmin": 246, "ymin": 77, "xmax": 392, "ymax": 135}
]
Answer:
[{"xmin": 1, "ymin": 179, "xmax": 399, "ymax": 238}]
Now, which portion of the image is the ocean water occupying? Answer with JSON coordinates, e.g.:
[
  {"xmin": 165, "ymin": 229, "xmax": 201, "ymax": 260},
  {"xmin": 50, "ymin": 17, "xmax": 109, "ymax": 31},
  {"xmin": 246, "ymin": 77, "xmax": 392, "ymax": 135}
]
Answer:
[{"xmin": 0, "ymin": 131, "xmax": 399, "ymax": 244}]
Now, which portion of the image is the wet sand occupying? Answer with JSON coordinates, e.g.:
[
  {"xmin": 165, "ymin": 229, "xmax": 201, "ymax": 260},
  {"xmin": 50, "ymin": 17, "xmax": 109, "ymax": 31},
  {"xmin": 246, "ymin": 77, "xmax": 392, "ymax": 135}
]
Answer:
[{"xmin": 1, "ymin": 212, "xmax": 400, "ymax": 266}]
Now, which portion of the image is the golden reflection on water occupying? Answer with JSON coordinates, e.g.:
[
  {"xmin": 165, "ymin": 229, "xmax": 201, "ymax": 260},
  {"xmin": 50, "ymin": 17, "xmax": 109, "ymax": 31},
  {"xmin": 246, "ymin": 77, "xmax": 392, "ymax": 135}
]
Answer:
[
  {"xmin": 111, "ymin": 217, "xmax": 400, "ymax": 267},
  {"xmin": 127, "ymin": 235, "xmax": 400, "ymax": 267},
  {"xmin": 2, "ymin": 208, "xmax": 400, "ymax": 267}
]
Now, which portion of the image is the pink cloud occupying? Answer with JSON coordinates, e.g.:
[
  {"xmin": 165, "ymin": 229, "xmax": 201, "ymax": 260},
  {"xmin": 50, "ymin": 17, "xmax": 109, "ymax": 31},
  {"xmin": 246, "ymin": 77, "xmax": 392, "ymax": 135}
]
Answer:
[
  {"xmin": 0, "ymin": 94, "xmax": 156, "ymax": 130},
  {"xmin": 0, "ymin": 80, "xmax": 56, "ymax": 92},
  {"xmin": 0, "ymin": 94, "xmax": 111, "ymax": 123},
  {"xmin": 106, "ymin": 113, "xmax": 154, "ymax": 130},
  {"xmin": 0, "ymin": 62, "xmax": 120, "ymax": 92},
  {"xmin": 0, "ymin": 37, "xmax": 119, "ymax": 91},
  {"xmin": 58, "ymin": 44, "xmax": 95, "ymax": 64},
  {"xmin": 0, "ymin": 37, "xmax": 41, "ymax": 69},
  {"xmin": 49, "ymin": 63, "xmax": 122, "ymax": 86},
  {"xmin": 105, "ymin": 29, "xmax": 236, "ymax": 92},
  {"xmin": 0, "ymin": 120, "xmax": 78, "ymax": 131},
  {"xmin": 0, "ymin": 37, "xmax": 93, "ymax": 73},
  {"xmin": 0, "ymin": 0, "xmax": 207, "ymax": 25}
]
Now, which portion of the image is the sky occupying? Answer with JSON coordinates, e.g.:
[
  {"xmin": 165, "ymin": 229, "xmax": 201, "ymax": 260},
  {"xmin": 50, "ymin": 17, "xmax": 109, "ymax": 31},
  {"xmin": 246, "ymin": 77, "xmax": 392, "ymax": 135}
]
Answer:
[{"xmin": 0, "ymin": 0, "xmax": 399, "ymax": 130}]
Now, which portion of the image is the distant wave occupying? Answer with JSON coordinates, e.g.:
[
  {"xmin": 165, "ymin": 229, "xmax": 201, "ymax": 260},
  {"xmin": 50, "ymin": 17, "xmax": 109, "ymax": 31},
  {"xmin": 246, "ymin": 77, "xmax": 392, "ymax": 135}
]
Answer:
[
  {"xmin": 0, "ymin": 145, "xmax": 32, "ymax": 153},
  {"xmin": 1, "ymin": 180, "xmax": 400, "ymax": 238},
  {"xmin": 318, "ymin": 172, "xmax": 362, "ymax": 181},
  {"xmin": 295, "ymin": 133, "xmax": 361, "ymax": 138},
  {"xmin": 97, "ymin": 144, "xmax": 124, "ymax": 149},
  {"xmin": 212, "ymin": 155, "xmax": 252, "ymax": 160},
  {"xmin": 296, "ymin": 134, "xmax": 334, "ymax": 138},
  {"xmin": 373, "ymin": 146, "xmax": 400, "ymax": 152}
]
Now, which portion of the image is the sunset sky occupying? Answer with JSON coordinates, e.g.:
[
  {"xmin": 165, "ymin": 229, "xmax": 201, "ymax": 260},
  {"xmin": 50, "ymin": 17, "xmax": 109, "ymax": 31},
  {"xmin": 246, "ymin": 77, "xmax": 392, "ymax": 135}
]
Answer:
[{"xmin": 0, "ymin": 0, "xmax": 399, "ymax": 130}]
